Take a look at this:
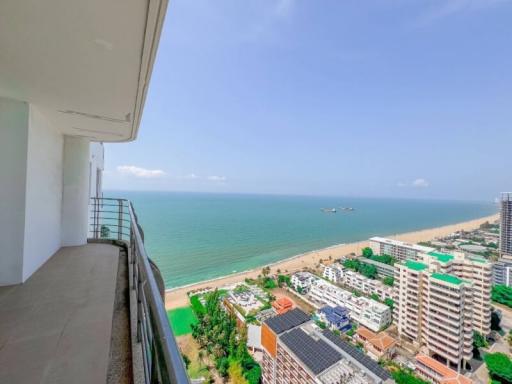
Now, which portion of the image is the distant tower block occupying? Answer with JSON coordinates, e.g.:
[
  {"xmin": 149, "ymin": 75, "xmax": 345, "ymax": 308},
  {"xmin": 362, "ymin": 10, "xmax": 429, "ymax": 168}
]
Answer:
[{"xmin": 500, "ymin": 192, "xmax": 512, "ymax": 260}]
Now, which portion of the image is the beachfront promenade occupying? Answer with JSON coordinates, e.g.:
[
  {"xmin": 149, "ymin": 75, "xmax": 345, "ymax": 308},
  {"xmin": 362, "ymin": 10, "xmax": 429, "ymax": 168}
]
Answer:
[{"xmin": 165, "ymin": 213, "xmax": 498, "ymax": 309}]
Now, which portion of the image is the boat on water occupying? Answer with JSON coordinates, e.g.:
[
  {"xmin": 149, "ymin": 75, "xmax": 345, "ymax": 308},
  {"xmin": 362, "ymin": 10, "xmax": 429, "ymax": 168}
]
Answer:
[
  {"xmin": 321, "ymin": 208, "xmax": 337, "ymax": 213},
  {"xmin": 340, "ymin": 207, "xmax": 355, "ymax": 211}
]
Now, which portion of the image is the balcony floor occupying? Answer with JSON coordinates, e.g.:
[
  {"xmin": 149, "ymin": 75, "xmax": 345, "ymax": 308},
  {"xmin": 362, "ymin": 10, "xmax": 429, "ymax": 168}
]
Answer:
[{"xmin": 0, "ymin": 243, "xmax": 121, "ymax": 384}]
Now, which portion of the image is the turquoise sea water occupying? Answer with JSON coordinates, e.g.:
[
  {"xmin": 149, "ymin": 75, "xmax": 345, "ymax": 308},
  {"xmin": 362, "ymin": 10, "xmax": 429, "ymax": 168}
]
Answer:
[{"xmin": 107, "ymin": 191, "xmax": 497, "ymax": 288}]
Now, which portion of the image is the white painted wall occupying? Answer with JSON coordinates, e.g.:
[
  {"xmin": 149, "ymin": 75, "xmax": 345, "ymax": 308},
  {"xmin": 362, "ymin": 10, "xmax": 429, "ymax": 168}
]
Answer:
[
  {"xmin": 0, "ymin": 97, "xmax": 103, "ymax": 286},
  {"xmin": 0, "ymin": 97, "xmax": 29, "ymax": 285},
  {"xmin": 22, "ymin": 106, "xmax": 63, "ymax": 281},
  {"xmin": 61, "ymin": 136, "xmax": 91, "ymax": 246}
]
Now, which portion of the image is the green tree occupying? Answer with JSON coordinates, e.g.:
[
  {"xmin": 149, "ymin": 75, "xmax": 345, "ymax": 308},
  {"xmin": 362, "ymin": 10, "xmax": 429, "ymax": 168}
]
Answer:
[
  {"xmin": 484, "ymin": 352, "xmax": 512, "ymax": 383},
  {"xmin": 492, "ymin": 285, "xmax": 512, "ymax": 308},
  {"xmin": 277, "ymin": 274, "xmax": 291, "ymax": 287},
  {"xmin": 473, "ymin": 331, "xmax": 488, "ymax": 349},
  {"xmin": 491, "ymin": 311, "xmax": 501, "ymax": 331},
  {"xmin": 383, "ymin": 276, "xmax": 394, "ymax": 286},
  {"xmin": 370, "ymin": 293, "xmax": 380, "ymax": 302},
  {"xmin": 228, "ymin": 361, "xmax": 248, "ymax": 384},
  {"xmin": 182, "ymin": 354, "xmax": 191, "ymax": 369},
  {"xmin": 100, "ymin": 224, "xmax": 110, "ymax": 238},
  {"xmin": 362, "ymin": 247, "xmax": 374, "ymax": 257},
  {"xmin": 384, "ymin": 298, "xmax": 394, "ymax": 310},
  {"xmin": 391, "ymin": 369, "xmax": 430, "ymax": 384}
]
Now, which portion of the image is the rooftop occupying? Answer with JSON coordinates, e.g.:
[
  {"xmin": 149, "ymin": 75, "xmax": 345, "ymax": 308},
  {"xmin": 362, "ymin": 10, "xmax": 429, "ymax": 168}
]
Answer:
[
  {"xmin": 431, "ymin": 273, "xmax": 464, "ymax": 286},
  {"xmin": 264, "ymin": 308, "xmax": 310, "ymax": 334},
  {"xmin": 428, "ymin": 251, "xmax": 455, "ymax": 263},
  {"xmin": 370, "ymin": 237, "xmax": 434, "ymax": 253},
  {"xmin": 468, "ymin": 255, "xmax": 488, "ymax": 264},
  {"xmin": 357, "ymin": 327, "xmax": 396, "ymax": 351},
  {"xmin": 321, "ymin": 330, "xmax": 393, "ymax": 381},
  {"xmin": 416, "ymin": 354, "xmax": 472, "ymax": 384},
  {"xmin": 405, "ymin": 260, "xmax": 428, "ymax": 271},
  {"xmin": 281, "ymin": 328, "xmax": 342, "ymax": 375}
]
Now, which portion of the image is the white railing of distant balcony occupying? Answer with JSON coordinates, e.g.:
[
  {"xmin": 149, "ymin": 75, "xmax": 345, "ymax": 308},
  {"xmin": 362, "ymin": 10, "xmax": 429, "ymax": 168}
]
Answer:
[{"xmin": 89, "ymin": 197, "xmax": 189, "ymax": 384}]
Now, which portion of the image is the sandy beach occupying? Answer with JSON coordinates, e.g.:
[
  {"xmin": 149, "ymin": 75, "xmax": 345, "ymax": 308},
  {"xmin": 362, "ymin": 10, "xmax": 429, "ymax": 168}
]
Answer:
[{"xmin": 165, "ymin": 213, "xmax": 498, "ymax": 309}]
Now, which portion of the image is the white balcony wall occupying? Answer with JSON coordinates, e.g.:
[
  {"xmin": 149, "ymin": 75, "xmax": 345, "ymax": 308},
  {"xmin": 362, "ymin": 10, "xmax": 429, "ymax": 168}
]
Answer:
[
  {"xmin": 0, "ymin": 98, "xmax": 64, "ymax": 284},
  {"xmin": 61, "ymin": 136, "xmax": 91, "ymax": 246},
  {"xmin": 0, "ymin": 97, "xmax": 101, "ymax": 286},
  {"xmin": 0, "ymin": 97, "xmax": 30, "ymax": 285},
  {"xmin": 22, "ymin": 106, "xmax": 64, "ymax": 281}
]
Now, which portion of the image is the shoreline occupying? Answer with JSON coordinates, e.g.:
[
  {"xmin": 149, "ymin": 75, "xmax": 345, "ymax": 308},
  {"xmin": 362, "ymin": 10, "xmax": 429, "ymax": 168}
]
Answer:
[{"xmin": 165, "ymin": 213, "xmax": 498, "ymax": 310}]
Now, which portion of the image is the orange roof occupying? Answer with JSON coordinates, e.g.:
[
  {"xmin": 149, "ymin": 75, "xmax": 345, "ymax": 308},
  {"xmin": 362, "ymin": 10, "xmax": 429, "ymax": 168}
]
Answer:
[
  {"xmin": 357, "ymin": 327, "xmax": 377, "ymax": 340},
  {"xmin": 368, "ymin": 332, "xmax": 396, "ymax": 351},
  {"xmin": 272, "ymin": 297, "xmax": 293, "ymax": 314},
  {"xmin": 275, "ymin": 297, "xmax": 293, "ymax": 307},
  {"xmin": 416, "ymin": 355, "xmax": 472, "ymax": 384}
]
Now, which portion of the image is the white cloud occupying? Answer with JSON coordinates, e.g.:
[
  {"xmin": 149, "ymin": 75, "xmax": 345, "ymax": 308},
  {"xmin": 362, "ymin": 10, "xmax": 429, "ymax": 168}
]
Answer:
[
  {"xmin": 397, "ymin": 178, "xmax": 430, "ymax": 188},
  {"xmin": 412, "ymin": 178, "xmax": 430, "ymax": 188},
  {"xmin": 117, "ymin": 165, "xmax": 166, "ymax": 178},
  {"xmin": 208, "ymin": 175, "xmax": 227, "ymax": 182},
  {"xmin": 184, "ymin": 173, "xmax": 198, "ymax": 179}
]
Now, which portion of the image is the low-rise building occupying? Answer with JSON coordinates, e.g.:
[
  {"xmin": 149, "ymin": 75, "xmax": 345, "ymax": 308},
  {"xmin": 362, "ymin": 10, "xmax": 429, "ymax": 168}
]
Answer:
[
  {"xmin": 415, "ymin": 354, "xmax": 473, "ymax": 384},
  {"xmin": 323, "ymin": 264, "xmax": 343, "ymax": 283},
  {"xmin": 360, "ymin": 257, "xmax": 396, "ymax": 278},
  {"xmin": 309, "ymin": 278, "xmax": 392, "ymax": 332},
  {"xmin": 291, "ymin": 272, "xmax": 315, "ymax": 292},
  {"xmin": 323, "ymin": 265, "xmax": 394, "ymax": 301},
  {"xmin": 356, "ymin": 327, "xmax": 396, "ymax": 361},
  {"xmin": 369, "ymin": 237, "xmax": 434, "ymax": 262},
  {"xmin": 317, "ymin": 305, "xmax": 351, "ymax": 332},
  {"xmin": 272, "ymin": 297, "xmax": 293, "ymax": 315},
  {"xmin": 261, "ymin": 309, "xmax": 395, "ymax": 384}
]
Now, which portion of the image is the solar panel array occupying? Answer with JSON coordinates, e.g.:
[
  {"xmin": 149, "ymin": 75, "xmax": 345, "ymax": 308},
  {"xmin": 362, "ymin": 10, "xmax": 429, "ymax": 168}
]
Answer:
[
  {"xmin": 281, "ymin": 328, "xmax": 342, "ymax": 375},
  {"xmin": 321, "ymin": 330, "xmax": 392, "ymax": 381},
  {"xmin": 264, "ymin": 308, "xmax": 310, "ymax": 334}
]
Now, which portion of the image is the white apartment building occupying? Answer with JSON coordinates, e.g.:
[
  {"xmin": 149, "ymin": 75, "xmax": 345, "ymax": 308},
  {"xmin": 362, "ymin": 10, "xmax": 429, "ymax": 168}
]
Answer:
[
  {"xmin": 423, "ymin": 251, "xmax": 492, "ymax": 335},
  {"xmin": 395, "ymin": 249, "xmax": 492, "ymax": 371},
  {"xmin": 323, "ymin": 264, "xmax": 344, "ymax": 283},
  {"xmin": 323, "ymin": 265, "xmax": 394, "ymax": 301},
  {"xmin": 369, "ymin": 237, "xmax": 434, "ymax": 262},
  {"xmin": 309, "ymin": 278, "xmax": 392, "ymax": 332},
  {"xmin": 291, "ymin": 272, "xmax": 315, "ymax": 292}
]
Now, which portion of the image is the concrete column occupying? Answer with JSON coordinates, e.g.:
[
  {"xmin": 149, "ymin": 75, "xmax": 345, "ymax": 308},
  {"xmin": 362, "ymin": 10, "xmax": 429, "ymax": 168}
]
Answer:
[
  {"xmin": 61, "ymin": 136, "xmax": 90, "ymax": 246},
  {"xmin": 0, "ymin": 98, "xmax": 29, "ymax": 285}
]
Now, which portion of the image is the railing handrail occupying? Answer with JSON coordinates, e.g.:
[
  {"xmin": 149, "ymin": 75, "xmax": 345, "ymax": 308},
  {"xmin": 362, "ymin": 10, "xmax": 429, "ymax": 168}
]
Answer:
[{"xmin": 89, "ymin": 197, "xmax": 189, "ymax": 384}]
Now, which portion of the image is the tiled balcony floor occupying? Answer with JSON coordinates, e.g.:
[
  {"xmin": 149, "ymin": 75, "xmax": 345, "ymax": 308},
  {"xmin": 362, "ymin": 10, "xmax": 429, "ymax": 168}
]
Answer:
[{"xmin": 0, "ymin": 243, "xmax": 120, "ymax": 384}]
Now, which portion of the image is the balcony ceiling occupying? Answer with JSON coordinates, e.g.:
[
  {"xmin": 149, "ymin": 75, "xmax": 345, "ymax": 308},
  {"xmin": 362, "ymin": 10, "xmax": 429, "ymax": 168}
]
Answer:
[{"xmin": 0, "ymin": 0, "xmax": 167, "ymax": 142}]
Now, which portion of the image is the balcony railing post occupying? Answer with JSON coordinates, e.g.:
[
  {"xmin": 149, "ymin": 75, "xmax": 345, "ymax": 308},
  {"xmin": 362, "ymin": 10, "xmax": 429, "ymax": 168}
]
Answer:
[{"xmin": 118, "ymin": 199, "xmax": 123, "ymax": 241}]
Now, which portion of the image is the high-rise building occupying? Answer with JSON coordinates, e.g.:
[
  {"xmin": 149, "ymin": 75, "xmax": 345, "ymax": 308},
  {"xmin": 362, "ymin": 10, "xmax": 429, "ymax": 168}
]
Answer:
[
  {"xmin": 260, "ymin": 309, "xmax": 394, "ymax": 384},
  {"xmin": 369, "ymin": 237, "xmax": 435, "ymax": 262},
  {"xmin": 394, "ymin": 251, "xmax": 492, "ymax": 371},
  {"xmin": 500, "ymin": 192, "xmax": 512, "ymax": 259},
  {"xmin": 493, "ymin": 259, "xmax": 512, "ymax": 287}
]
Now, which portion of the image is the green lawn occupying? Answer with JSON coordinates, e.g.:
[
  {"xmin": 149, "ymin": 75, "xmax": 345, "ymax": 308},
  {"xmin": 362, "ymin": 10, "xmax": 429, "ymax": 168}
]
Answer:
[{"xmin": 167, "ymin": 306, "xmax": 198, "ymax": 336}]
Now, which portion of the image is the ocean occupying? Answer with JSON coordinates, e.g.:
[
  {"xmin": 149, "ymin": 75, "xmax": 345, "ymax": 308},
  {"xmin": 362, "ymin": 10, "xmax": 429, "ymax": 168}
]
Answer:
[{"xmin": 106, "ymin": 191, "xmax": 497, "ymax": 288}]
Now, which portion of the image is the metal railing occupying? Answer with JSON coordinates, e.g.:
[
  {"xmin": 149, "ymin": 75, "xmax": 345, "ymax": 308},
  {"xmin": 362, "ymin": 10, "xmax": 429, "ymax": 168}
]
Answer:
[{"xmin": 89, "ymin": 197, "xmax": 189, "ymax": 384}]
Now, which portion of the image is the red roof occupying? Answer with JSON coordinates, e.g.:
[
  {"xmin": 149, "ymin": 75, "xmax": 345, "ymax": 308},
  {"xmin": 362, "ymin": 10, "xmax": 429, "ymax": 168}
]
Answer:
[
  {"xmin": 272, "ymin": 297, "xmax": 293, "ymax": 314},
  {"xmin": 416, "ymin": 355, "xmax": 472, "ymax": 384}
]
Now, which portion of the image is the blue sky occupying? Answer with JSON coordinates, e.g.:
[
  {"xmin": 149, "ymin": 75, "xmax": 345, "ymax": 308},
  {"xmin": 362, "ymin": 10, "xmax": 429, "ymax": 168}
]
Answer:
[{"xmin": 104, "ymin": 0, "xmax": 512, "ymax": 201}]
